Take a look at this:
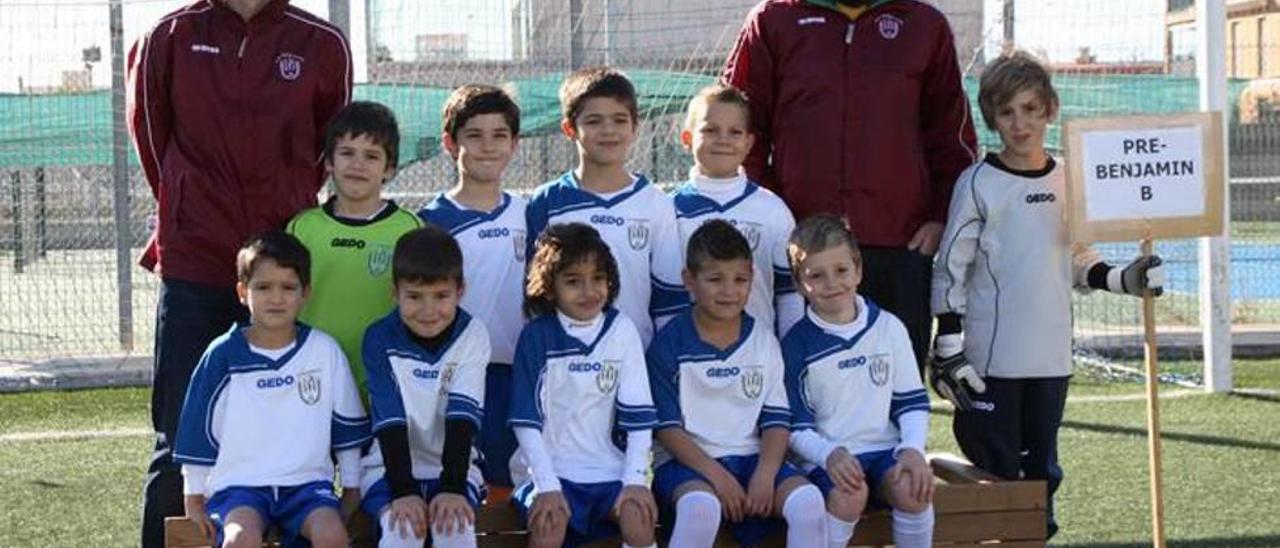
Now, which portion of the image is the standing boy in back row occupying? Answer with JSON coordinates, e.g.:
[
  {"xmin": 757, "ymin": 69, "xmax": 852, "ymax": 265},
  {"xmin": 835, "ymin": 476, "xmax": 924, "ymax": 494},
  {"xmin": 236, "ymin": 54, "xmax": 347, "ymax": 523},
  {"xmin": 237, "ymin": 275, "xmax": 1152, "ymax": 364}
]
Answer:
[
  {"xmin": 929, "ymin": 50, "xmax": 1165, "ymax": 538},
  {"xmin": 421, "ymin": 84, "xmax": 527, "ymax": 488},
  {"xmin": 525, "ymin": 67, "xmax": 687, "ymax": 347},
  {"xmin": 289, "ymin": 101, "xmax": 423, "ymax": 402}
]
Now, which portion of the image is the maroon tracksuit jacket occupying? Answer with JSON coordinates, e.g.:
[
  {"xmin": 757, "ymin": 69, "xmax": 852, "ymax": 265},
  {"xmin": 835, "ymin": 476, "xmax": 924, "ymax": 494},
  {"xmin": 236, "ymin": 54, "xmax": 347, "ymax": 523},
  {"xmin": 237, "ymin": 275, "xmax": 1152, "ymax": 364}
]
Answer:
[
  {"xmin": 724, "ymin": 0, "xmax": 977, "ymax": 247},
  {"xmin": 127, "ymin": 0, "xmax": 350, "ymax": 287}
]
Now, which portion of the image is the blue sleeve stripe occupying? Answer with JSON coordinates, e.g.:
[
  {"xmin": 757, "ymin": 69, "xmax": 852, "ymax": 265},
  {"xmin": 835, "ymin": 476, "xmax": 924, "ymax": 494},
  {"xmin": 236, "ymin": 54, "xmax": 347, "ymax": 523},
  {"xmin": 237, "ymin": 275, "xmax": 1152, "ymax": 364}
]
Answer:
[
  {"xmin": 617, "ymin": 419, "xmax": 658, "ymax": 431},
  {"xmin": 892, "ymin": 389, "xmax": 929, "ymax": 400},
  {"xmin": 616, "ymin": 401, "xmax": 654, "ymax": 411},
  {"xmin": 508, "ymin": 418, "xmax": 542, "ymax": 430},
  {"xmin": 332, "ymin": 420, "xmax": 371, "ymax": 448},
  {"xmin": 446, "ymin": 411, "xmax": 484, "ymax": 429},
  {"xmin": 890, "ymin": 403, "xmax": 932, "ymax": 421},
  {"xmin": 790, "ymin": 421, "xmax": 816, "ymax": 431},
  {"xmin": 656, "ymin": 419, "xmax": 683, "ymax": 429},
  {"xmin": 651, "ymin": 275, "xmax": 684, "ymax": 290},
  {"xmin": 889, "ymin": 393, "xmax": 930, "ymax": 408},
  {"xmin": 617, "ymin": 408, "xmax": 658, "ymax": 426},
  {"xmin": 759, "ymin": 420, "xmax": 791, "ymax": 430},
  {"xmin": 333, "ymin": 413, "xmax": 371, "ymax": 426},
  {"xmin": 449, "ymin": 393, "xmax": 481, "ymax": 408},
  {"xmin": 762, "ymin": 405, "xmax": 792, "ymax": 416},
  {"xmin": 650, "ymin": 283, "xmax": 690, "ymax": 316},
  {"xmin": 373, "ymin": 417, "xmax": 407, "ymax": 431},
  {"xmin": 447, "ymin": 401, "xmax": 484, "ymax": 423},
  {"xmin": 773, "ymin": 270, "xmax": 796, "ymax": 294},
  {"xmin": 333, "ymin": 435, "xmax": 371, "ymax": 450},
  {"xmin": 172, "ymin": 453, "xmax": 217, "ymax": 466}
]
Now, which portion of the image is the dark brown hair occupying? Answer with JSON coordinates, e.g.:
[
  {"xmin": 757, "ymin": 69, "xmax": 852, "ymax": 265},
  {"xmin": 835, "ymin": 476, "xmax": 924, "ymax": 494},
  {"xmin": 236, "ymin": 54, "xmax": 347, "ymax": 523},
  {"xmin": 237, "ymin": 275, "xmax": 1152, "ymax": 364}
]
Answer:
[
  {"xmin": 442, "ymin": 84, "xmax": 521, "ymax": 140},
  {"xmin": 237, "ymin": 230, "xmax": 311, "ymax": 287},
  {"xmin": 393, "ymin": 225, "xmax": 464, "ymax": 286},
  {"xmin": 524, "ymin": 223, "xmax": 620, "ymax": 318},
  {"xmin": 559, "ymin": 66, "xmax": 639, "ymax": 129},
  {"xmin": 978, "ymin": 49, "xmax": 1060, "ymax": 130}
]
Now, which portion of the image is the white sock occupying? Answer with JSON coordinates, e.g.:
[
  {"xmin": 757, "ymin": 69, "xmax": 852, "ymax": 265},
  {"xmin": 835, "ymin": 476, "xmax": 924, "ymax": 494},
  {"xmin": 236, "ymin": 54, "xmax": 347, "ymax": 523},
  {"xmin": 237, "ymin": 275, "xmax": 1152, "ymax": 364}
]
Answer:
[
  {"xmin": 781, "ymin": 485, "xmax": 827, "ymax": 548},
  {"xmin": 431, "ymin": 521, "xmax": 477, "ymax": 548},
  {"xmin": 892, "ymin": 506, "xmax": 935, "ymax": 548},
  {"xmin": 378, "ymin": 511, "xmax": 425, "ymax": 548},
  {"xmin": 669, "ymin": 491, "xmax": 721, "ymax": 548},
  {"xmin": 827, "ymin": 512, "xmax": 857, "ymax": 548}
]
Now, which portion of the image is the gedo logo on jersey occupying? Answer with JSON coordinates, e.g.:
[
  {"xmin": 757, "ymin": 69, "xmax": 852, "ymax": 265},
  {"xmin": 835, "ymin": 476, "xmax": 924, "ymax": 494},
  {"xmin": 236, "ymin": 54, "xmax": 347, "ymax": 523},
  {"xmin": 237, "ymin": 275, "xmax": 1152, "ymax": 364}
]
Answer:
[
  {"xmin": 413, "ymin": 368, "xmax": 441, "ymax": 380},
  {"xmin": 1025, "ymin": 192, "xmax": 1057, "ymax": 204},
  {"xmin": 568, "ymin": 361, "xmax": 604, "ymax": 373},
  {"xmin": 838, "ymin": 355, "xmax": 868, "ymax": 370},
  {"xmin": 331, "ymin": 237, "xmax": 366, "ymax": 249},
  {"xmin": 706, "ymin": 366, "xmax": 740, "ymax": 378},
  {"xmin": 478, "ymin": 228, "xmax": 510, "ymax": 239},
  {"xmin": 257, "ymin": 375, "xmax": 295, "ymax": 389},
  {"xmin": 589, "ymin": 214, "xmax": 626, "ymax": 227}
]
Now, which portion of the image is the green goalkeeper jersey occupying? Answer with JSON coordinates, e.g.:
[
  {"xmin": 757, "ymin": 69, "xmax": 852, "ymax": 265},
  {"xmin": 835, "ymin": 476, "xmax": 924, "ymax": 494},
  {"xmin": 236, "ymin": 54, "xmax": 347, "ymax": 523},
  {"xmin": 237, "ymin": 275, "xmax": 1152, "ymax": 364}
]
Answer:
[{"xmin": 287, "ymin": 199, "xmax": 423, "ymax": 404}]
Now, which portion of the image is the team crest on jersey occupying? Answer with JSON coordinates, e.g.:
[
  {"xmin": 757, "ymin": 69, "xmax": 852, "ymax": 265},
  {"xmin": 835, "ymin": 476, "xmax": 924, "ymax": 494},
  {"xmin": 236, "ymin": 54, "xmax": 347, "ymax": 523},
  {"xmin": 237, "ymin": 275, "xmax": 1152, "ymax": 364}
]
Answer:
[
  {"xmin": 869, "ymin": 354, "xmax": 890, "ymax": 386},
  {"xmin": 276, "ymin": 53, "xmax": 304, "ymax": 81},
  {"xmin": 438, "ymin": 362, "xmax": 458, "ymax": 396},
  {"xmin": 733, "ymin": 220, "xmax": 762, "ymax": 251},
  {"xmin": 512, "ymin": 229, "xmax": 527, "ymax": 263},
  {"xmin": 627, "ymin": 219, "xmax": 650, "ymax": 250},
  {"xmin": 297, "ymin": 370, "xmax": 322, "ymax": 405},
  {"xmin": 368, "ymin": 244, "xmax": 393, "ymax": 277},
  {"xmin": 877, "ymin": 15, "xmax": 903, "ymax": 40},
  {"xmin": 741, "ymin": 366, "xmax": 764, "ymax": 399},
  {"xmin": 596, "ymin": 360, "xmax": 621, "ymax": 393}
]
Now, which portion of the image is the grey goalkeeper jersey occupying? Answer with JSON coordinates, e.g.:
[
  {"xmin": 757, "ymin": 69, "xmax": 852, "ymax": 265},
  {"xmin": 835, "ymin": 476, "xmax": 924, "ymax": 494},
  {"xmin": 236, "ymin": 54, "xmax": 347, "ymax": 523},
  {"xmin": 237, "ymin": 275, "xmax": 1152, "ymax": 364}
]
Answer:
[{"xmin": 931, "ymin": 155, "xmax": 1101, "ymax": 378}]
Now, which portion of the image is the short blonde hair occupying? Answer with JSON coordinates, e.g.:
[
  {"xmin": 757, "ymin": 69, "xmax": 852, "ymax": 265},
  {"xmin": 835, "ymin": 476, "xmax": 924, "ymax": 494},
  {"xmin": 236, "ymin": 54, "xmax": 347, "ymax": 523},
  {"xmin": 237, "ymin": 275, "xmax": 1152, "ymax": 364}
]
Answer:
[
  {"xmin": 978, "ymin": 50, "xmax": 1060, "ymax": 130},
  {"xmin": 684, "ymin": 83, "xmax": 751, "ymax": 130}
]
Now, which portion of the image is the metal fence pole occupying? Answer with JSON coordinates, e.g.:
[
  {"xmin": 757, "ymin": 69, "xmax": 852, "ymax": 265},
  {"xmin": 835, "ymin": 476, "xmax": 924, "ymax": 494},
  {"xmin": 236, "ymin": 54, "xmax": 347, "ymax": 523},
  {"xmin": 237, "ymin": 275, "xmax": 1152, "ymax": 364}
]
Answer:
[
  {"xmin": 35, "ymin": 166, "xmax": 46, "ymax": 258},
  {"xmin": 1198, "ymin": 0, "xmax": 1230, "ymax": 393},
  {"xmin": 110, "ymin": 0, "xmax": 134, "ymax": 352},
  {"xmin": 328, "ymin": 0, "xmax": 350, "ymax": 41},
  {"xmin": 570, "ymin": 0, "xmax": 584, "ymax": 69},
  {"xmin": 10, "ymin": 171, "xmax": 21, "ymax": 274}
]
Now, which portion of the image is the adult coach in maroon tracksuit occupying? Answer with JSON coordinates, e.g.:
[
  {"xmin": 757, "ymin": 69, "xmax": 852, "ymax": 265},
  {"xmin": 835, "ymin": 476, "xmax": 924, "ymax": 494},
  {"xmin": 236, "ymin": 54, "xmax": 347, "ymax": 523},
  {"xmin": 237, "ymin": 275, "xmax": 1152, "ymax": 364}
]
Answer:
[
  {"xmin": 724, "ymin": 0, "xmax": 977, "ymax": 370},
  {"xmin": 127, "ymin": 1, "xmax": 350, "ymax": 545}
]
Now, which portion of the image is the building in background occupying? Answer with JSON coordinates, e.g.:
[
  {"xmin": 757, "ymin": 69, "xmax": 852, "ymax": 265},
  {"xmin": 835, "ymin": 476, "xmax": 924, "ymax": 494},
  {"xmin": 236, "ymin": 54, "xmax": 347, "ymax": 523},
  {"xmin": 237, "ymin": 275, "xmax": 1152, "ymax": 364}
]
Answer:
[{"xmin": 1166, "ymin": 0, "xmax": 1279, "ymax": 78}]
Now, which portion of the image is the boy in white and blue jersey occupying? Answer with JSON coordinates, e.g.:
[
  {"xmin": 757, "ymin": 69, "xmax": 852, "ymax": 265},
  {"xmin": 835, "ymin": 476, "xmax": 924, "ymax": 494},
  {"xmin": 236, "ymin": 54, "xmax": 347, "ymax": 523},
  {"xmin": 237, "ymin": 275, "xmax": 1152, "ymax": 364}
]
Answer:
[
  {"xmin": 175, "ymin": 231, "xmax": 369, "ymax": 548},
  {"xmin": 525, "ymin": 67, "xmax": 686, "ymax": 346},
  {"xmin": 782, "ymin": 215, "xmax": 934, "ymax": 548},
  {"xmin": 648, "ymin": 220, "xmax": 826, "ymax": 547},
  {"xmin": 360, "ymin": 227, "xmax": 489, "ymax": 548},
  {"xmin": 509, "ymin": 223, "xmax": 659, "ymax": 548},
  {"xmin": 672, "ymin": 84, "xmax": 802, "ymax": 335},
  {"xmin": 420, "ymin": 84, "xmax": 526, "ymax": 487}
]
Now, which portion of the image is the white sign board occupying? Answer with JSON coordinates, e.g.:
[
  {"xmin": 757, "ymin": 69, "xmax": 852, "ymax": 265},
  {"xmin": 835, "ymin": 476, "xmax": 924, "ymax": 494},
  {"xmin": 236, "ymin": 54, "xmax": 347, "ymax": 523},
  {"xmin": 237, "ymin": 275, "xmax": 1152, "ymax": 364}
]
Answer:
[{"xmin": 1065, "ymin": 112, "xmax": 1223, "ymax": 243}]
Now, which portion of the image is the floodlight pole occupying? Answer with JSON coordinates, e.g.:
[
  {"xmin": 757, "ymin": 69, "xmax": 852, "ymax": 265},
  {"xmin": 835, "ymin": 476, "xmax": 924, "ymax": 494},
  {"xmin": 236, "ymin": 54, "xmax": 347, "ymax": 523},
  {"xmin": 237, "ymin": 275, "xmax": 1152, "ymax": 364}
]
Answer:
[
  {"xmin": 1197, "ymin": 0, "xmax": 1231, "ymax": 392},
  {"xmin": 109, "ymin": 0, "xmax": 133, "ymax": 352}
]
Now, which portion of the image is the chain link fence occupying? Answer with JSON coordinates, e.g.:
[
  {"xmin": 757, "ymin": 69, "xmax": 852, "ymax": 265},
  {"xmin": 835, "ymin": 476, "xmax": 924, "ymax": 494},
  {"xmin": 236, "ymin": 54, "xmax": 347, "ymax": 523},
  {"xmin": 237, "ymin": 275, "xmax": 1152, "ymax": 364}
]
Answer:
[{"xmin": 2, "ymin": 0, "xmax": 1278, "ymax": 387}]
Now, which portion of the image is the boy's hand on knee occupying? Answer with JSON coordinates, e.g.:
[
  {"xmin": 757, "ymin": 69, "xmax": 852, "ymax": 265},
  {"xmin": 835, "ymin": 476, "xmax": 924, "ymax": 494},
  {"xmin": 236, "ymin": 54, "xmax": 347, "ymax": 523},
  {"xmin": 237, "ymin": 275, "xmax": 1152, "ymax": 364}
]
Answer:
[
  {"xmin": 707, "ymin": 467, "xmax": 748, "ymax": 523},
  {"xmin": 428, "ymin": 492, "xmax": 474, "ymax": 536},
  {"xmin": 891, "ymin": 449, "xmax": 934, "ymax": 505},
  {"xmin": 825, "ymin": 447, "xmax": 865, "ymax": 492},
  {"xmin": 745, "ymin": 468, "xmax": 776, "ymax": 518},
  {"xmin": 929, "ymin": 334, "xmax": 986, "ymax": 411},
  {"xmin": 389, "ymin": 494, "xmax": 429, "ymax": 539},
  {"xmin": 613, "ymin": 485, "xmax": 657, "ymax": 528},
  {"xmin": 183, "ymin": 494, "xmax": 214, "ymax": 541},
  {"xmin": 529, "ymin": 490, "xmax": 570, "ymax": 536}
]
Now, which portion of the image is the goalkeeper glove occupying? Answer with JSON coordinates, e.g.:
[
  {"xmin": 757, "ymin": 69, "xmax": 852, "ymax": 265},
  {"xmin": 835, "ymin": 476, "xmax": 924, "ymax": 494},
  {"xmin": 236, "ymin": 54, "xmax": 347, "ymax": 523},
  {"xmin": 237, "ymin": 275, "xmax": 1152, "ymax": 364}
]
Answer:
[
  {"xmin": 929, "ymin": 334, "xmax": 987, "ymax": 412},
  {"xmin": 1109, "ymin": 255, "xmax": 1165, "ymax": 297}
]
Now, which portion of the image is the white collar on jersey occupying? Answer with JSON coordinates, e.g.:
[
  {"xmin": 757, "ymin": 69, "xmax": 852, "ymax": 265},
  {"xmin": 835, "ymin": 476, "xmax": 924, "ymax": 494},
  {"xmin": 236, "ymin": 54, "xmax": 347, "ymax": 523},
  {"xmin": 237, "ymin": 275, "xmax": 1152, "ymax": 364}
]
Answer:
[
  {"xmin": 807, "ymin": 295, "xmax": 868, "ymax": 338},
  {"xmin": 557, "ymin": 310, "xmax": 606, "ymax": 345},
  {"xmin": 689, "ymin": 166, "xmax": 748, "ymax": 202}
]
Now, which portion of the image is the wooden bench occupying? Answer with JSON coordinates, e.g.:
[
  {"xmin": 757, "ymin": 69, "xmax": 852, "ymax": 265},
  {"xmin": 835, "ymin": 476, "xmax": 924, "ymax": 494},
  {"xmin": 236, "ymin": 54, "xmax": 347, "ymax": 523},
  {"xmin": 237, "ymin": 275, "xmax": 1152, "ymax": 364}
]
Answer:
[{"xmin": 166, "ymin": 454, "xmax": 1046, "ymax": 547}]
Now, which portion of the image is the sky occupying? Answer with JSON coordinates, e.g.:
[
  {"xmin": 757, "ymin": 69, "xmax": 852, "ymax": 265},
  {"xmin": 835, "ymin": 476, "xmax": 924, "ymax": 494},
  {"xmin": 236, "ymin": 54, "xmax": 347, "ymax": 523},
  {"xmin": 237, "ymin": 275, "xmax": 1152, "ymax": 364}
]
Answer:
[{"xmin": 0, "ymin": 0, "xmax": 1169, "ymax": 93}]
